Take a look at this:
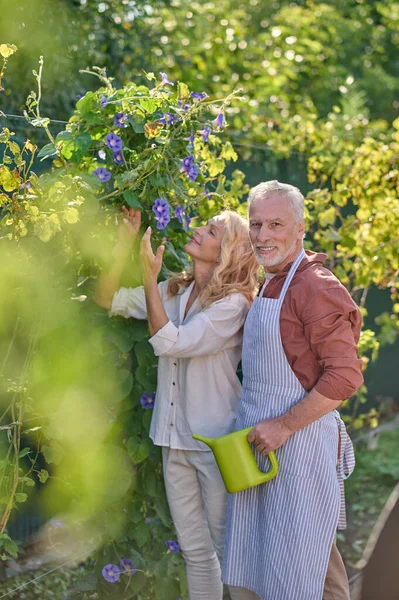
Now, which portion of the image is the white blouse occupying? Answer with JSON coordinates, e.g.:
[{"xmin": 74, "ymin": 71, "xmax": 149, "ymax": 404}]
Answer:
[{"xmin": 110, "ymin": 281, "xmax": 250, "ymax": 451}]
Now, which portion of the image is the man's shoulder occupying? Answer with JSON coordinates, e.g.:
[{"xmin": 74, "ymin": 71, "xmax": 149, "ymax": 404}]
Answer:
[
  {"xmin": 287, "ymin": 261, "xmax": 359, "ymax": 322},
  {"xmin": 292, "ymin": 261, "xmax": 344, "ymax": 295}
]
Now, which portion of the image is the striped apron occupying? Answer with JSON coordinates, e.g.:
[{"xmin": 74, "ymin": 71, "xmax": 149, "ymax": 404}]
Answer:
[{"xmin": 222, "ymin": 249, "xmax": 354, "ymax": 600}]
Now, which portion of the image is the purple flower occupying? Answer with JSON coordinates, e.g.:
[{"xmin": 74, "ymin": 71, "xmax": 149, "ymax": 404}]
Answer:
[
  {"xmin": 93, "ymin": 168, "xmax": 111, "ymax": 182},
  {"xmin": 203, "ymin": 185, "xmax": 211, "ymax": 197},
  {"xmin": 200, "ymin": 127, "xmax": 211, "ymax": 143},
  {"xmin": 213, "ymin": 112, "xmax": 226, "ymax": 129},
  {"xmin": 114, "ymin": 113, "xmax": 129, "ymax": 128},
  {"xmin": 165, "ymin": 540, "xmax": 180, "ymax": 553},
  {"xmin": 20, "ymin": 181, "xmax": 31, "ymax": 189},
  {"xmin": 105, "ymin": 133, "xmax": 123, "ymax": 152},
  {"xmin": 140, "ymin": 392, "xmax": 155, "ymax": 410},
  {"xmin": 102, "ymin": 564, "xmax": 120, "ymax": 583},
  {"xmin": 181, "ymin": 155, "xmax": 199, "ymax": 181},
  {"xmin": 185, "ymin": 215, "xmax": 192, "ymax": 231},
  {"xmin": 181, "ymin": 155, "xmax": 194, "ymax": 170},
  {"xmin": 100, "ymin": 95, "xmax": 108, "ymax": 108},
  {"xmin": 98, "ymin": 149, "xmax": 106, "ymax": 160},
  {"xmin": 113, "ymin": 151, "xmax": 124, "ymax": 165},
  {"xmin": 152, "ymin": 198, "xmax": 170, "ymax": 216},
  {"xmin": 120, "ymin": 558, "xmax": 136, "ymax": 575},
  {"xmin": 190, "ymin": 91, "xmax": 207, "ymax": 100},
  {"xmin": 159, "ymin": 112, "xmax": 179, "ymax": 126},
  {"xmin": 160, "ymin": 72, "xmax": 174, "ymax": 86},
  {"xmin": 152, "ymin": 198, "xmax": 171, "ymax": 229},
  {"xmin": 76, "ymin": 93, "xmax": 84, "ymax": 100},
  {"xmin": 155, "ymin": 212, "xmax": 171, "ymax": 230},
  {"xmin": 184, "ymin": 130, "xmax": 195, "ymax": 148},
  {"xmin": 175, "ymin": 205, "xmax": 185, "ymax": 224},
  {"xmin": 177, "ymin": 101, "xmax": 190, "ymax": 111}
]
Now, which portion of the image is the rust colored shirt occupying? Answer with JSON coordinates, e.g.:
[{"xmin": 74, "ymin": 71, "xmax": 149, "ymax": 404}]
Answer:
[{"xmin": 260, "ymin": 251, "xmax": 363, "ymax": 401}]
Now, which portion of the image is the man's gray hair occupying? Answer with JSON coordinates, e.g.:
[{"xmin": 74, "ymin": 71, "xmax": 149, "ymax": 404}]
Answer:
[{"xmin": 247, "ymin": 180, "xmax": 305, "ymax": 222}]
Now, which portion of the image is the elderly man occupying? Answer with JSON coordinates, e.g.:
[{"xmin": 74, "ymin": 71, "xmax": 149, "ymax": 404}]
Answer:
[{"xmin": 222, "ymin": 181, "xmax": 363, "ymax": 600}]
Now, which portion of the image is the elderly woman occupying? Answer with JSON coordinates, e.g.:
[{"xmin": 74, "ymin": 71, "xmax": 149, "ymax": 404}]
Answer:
[{"xmin": 95, "ymin": 207, "xmax": 259, "ymax": 600}]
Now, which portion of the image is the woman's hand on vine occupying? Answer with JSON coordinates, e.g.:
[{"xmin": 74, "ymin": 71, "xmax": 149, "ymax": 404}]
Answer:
[
  {"xmin": 140, "ymin": 227, "xmax": 165, "ymax": 285},
  {"xmin": 117, "ymin": 206, "xmax": 141, "ymax": 249}
]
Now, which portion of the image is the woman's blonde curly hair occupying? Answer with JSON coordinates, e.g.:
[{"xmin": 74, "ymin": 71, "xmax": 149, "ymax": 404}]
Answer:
[{"xmin": 167, "ymin": 210, "xmax": 260, "ymax": 307}]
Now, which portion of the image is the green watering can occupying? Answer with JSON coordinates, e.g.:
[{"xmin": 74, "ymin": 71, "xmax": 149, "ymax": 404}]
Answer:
[{"xmin": 192, "ymin": 426, "xmax": 279, "ymax": 494}]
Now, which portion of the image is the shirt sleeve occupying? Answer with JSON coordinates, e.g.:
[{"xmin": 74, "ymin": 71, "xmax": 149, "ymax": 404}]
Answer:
[
  {"xmin": 110, "ymin": 280, "xmax": 169, "ymax": 320},
  {"xmin": 301, "ymin": 287, "xmax": 364, "ymax": 401},
  {"xmin": 149, "ymin": 294, "xmax": 249, "ymax": 359}
]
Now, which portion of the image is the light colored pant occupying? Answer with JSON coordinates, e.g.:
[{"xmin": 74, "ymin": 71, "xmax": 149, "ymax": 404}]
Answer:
[
  {"xmin": 162, "ymin": 447, "xmax": 230, "ymax": 600},
  {"xmin": 228, "ymin": 541, "xmax": 350, "ymax": 600},
  {"xmin": 323, "ymin": 541, "xmax": 351, "ymax": 600}
]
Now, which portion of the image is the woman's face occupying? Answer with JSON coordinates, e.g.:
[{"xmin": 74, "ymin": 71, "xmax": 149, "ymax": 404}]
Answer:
[{"xmin": 184, "ymin": 218, "xmax": 225, "ymax": 264}]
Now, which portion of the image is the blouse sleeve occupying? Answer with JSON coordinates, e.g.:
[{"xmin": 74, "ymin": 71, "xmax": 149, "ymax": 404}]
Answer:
[
  {"xmin": 149, "ymin": 294, "xmax": 249, "ymax": 359},
  {"xmin": 110, "ymin": 280, "xmax": 169, "ymax": 320}
]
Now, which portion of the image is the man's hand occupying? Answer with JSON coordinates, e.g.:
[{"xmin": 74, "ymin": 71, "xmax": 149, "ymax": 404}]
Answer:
[
  {"xmin": 248, "ymin": 417, "xmax": 292, "ymax": 455},
  {"xmin": 140, "ymin": 227, "xmax": 165, "ymax": 286}
]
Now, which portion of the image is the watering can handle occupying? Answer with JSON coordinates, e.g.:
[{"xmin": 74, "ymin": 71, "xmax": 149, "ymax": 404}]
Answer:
[{"xmin": 241, "ymin": 426, "xmax": 279, "ymax": 478}]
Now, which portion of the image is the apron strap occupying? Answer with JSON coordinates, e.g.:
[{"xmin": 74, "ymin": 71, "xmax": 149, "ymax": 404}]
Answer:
[{"xmin": 275, "ymin": 249, "xmax": 306, "ymax": 308}]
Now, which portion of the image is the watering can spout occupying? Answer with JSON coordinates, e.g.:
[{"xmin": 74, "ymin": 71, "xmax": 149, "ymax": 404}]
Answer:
[
  {"xmin": 192, "ymin": 433, "xmax": 215, "ymax": 449},
  {"xmin": 192, "ymin": 427, "xmax": 278, "ymax": 494}
]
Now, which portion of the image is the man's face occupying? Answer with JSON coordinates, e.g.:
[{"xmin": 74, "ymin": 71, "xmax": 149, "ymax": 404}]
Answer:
[{"xmin": 249, "ymin": 194, "xmax": 304, "ymax": 272}]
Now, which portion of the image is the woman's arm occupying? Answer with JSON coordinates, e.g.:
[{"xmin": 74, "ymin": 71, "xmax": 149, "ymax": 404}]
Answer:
[
  {"xmin": 94, "ymin": 207, "xmax": 141, "ymax": 309},
  {"xmin": 140, "ymin": 227, "xmax": 167, "ymax": 336}
]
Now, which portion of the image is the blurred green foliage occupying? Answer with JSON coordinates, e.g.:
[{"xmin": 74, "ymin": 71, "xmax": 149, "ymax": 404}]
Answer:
[
  {"xmin": 1, "ymin": 0, "xmax": 398, "ymax": 124},
  {"xmin": 0, "ymin": 55, "xmax": 248, "ymax": 598},
  {"xmin": 0, "ymin": 0, "xmax": 398, "ymax": 596}
]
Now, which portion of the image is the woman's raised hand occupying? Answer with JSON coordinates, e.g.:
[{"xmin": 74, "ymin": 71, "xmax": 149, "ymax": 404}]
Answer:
[
  {"xmin": 140, "ymin": 227, "xmax": 165, "ymax": 285},
  {"xmin": 118, "ymin": 206, "xmax": 142, "ymax": 248}
]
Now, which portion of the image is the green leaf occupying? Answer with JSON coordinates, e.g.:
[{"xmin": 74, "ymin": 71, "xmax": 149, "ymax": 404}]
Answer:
[
  {"xmin": 177, "ymin": 81, "xmax": 190, "ymax": 102},
  {"xmin": 134, "ymin": 340, "xmax": 155, "ymax": 367},
  {"xmin": 323, "ymin": 227, "xmax": 341, "ymax": 242},
  {"xmin": 3, "ymin": 537, "xmax": 18, "ymax": 558},
  {"xmin": 142, "ymin": 409, "xmax": 152, "ymax": 433},
  {"xmin": 37, "ymin": 143, "xmax": 58, "ymax": 161},
  {"xmin": 149, "ymin": 173, "xmax": 166, "ymax": 186},
  {"xmin": 0, "ymin": 44, "xmax": 18, "ymax": 58},
  {"xmin": 155, "ymin": 498, "xmax": 172, "ymax": 528},
  {"xmin": 139, "ymin": 98, "xmax": 159, "ymax": 114},
  {"xmin": 127, "ymin": 436, "xmax": 152, "ymax": 464},
  {"xmin": 155, "ymin": 576, "xmax": 181, "ymax": 600},
  {"xmin": 207, "ymin": 157, "xmax": 225, "ymax": 177},
  {"xmin": 129, "ymin": 320, "xmax": 148, "ymax": 342},
  {"xmin": 56, "ymin": 131, "xmax": 92, "ymax": 161},
  {"xmin": 30, "ymin": 117, "xmax": 51, "ymax": 128},
  {"xmin": 109, "ymin": 327, "xmax": 135, "ymax": 353},
  {"xmin": 0, "ymin": 166, "xmax": 21, "ymax": 191},
  {"xmin": 130, "ymin": 114, "xmax": 146, "ymax": 133},
  {"xmin": 38, "ymin": 469, "xmax": 49, "ymax": 483},
  {"xmin": 132, "ymin": 519, "xmax": 149, "ymax": 547},
  {"xmin": 220, "ymin": 142, "xmax": 238, "ymax": 161},
  {"xmin": 42, "ymin": 442, "xmax": 65, "ymax": 465},
  {"xmin": 76, "ymin": 92, "xmax": 96, "ymax": 118},
  {"xmin": 135, "ymin": 365, "xmax": 157, "ymax": 391},
  {"xmin": 128, "ymin": 570, "xmax": 148, "ymax": 594},
  {"xmin": 73, "ymin": 574, "xmax": 97, "ymax": 592},
  {"xmin": 18, "ymin": 447, "xmax": 31, "ymax": 458},
  {"xmin": 112, "ymin": 369, "xmax": 133, "ymax": 403},
  {"xmin": 123, "ymin": 190, "xmax": 143, "ymax": 209},
  {"xmin": 14, "ymin": 493, "xmax": 27, "ymax": 503},
  {"xmin": 129, "ymin": 500, "xmax": 143, "ymax": 524},
  {"xmin": 22, "ymin": 477, "xmax": 35, "ymax": 487}
]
